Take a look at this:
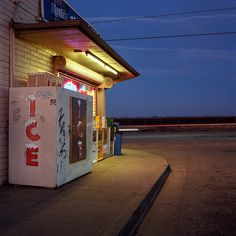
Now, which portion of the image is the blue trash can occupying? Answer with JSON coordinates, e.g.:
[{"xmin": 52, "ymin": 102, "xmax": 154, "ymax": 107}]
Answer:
[{"xmin": 114, "ymin": 132, "xmax": 123, "ymax": 156}]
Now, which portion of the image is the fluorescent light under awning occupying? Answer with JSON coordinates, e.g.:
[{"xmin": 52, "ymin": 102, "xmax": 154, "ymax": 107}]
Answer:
[{"xmin": 13, "ymin": 21, "xmax": 139, "ymax": 82}]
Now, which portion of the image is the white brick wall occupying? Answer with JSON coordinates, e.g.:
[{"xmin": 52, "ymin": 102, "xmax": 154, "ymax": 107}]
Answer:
[
  {"xmin": 14, "ymin": 38, "xmax": 53, "ymax": 86},
  {"xmin": 0, "ymin": 0, "xmax": 40, "ymax": 185}
]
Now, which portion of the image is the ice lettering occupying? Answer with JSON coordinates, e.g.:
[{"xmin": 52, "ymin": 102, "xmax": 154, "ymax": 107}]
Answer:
[
  {"xmin": 25, "ymin": 119, "xmax": 40, "ymax": 141},
  {"xmin": 28, "ymin": 95, "xmax": 36, "ymax": 117},
  {"xmin": 25, "ymin": 144, "xmax": 39, "ymax": 166}
]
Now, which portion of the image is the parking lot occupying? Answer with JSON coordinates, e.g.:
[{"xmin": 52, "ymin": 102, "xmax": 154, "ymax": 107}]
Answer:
[{"xmin": 123, "ymin": 131, "xmax": 236, "ymax": 236}]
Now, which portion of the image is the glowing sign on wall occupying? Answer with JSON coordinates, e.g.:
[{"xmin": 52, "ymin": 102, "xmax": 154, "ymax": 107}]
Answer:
[
  {"xmin": 63, "ymin": 80, "xmax": 78, "ymax": 92},
  {"xmin": 79, "ymin": 84, "xmax": 87, "ymax": 95},
  {"xmin": 62, "ymin": 79, "xmax": 95, "ymax": 100}
]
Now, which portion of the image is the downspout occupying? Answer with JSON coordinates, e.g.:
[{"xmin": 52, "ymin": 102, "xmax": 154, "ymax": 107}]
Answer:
[{"xmin": 9, "ymin": 27, "xmax": 15, "ymax": 88}]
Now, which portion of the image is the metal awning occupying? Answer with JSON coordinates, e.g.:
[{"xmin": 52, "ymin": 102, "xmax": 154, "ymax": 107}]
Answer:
[{"xmin": 12, "ymin": 20, "xmax": 139, "ymax": 82}]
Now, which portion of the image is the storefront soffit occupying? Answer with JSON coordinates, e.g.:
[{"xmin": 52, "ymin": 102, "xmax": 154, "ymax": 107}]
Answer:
[{"xmin": 12, "ymin": 20, "xmax": 139, "ymax": 82}]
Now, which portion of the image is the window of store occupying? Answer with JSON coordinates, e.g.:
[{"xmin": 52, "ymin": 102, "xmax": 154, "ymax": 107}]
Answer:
[{"xmin": 60, "ymin": 73, "xmax": 97, "ymax": 116}]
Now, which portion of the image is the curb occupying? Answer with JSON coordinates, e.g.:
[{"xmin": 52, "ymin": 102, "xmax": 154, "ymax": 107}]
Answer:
[{"xmin": 118, "ymin": 164, "xmax": 171, "ymax": 236}]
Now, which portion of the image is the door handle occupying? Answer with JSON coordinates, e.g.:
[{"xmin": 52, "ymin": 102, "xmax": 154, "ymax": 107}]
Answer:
[{"xmin": 68, "ymin": 125, "xmax": 76, "ymax": 134}]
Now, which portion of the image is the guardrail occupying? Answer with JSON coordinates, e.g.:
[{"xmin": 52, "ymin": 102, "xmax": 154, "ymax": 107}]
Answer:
[{"xmin": 114, "ymin": 116, "xmax": 236, "ymax": 126}]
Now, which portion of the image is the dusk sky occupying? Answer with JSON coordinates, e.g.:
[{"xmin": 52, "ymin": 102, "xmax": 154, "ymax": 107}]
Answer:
[{"xmin": 67, "ymin": 0, "xmax": 236, "ymax": 117}]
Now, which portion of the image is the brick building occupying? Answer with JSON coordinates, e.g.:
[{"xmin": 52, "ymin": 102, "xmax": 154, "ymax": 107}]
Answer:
[{"xmin": 0, "ymin": 0, "xmax": 138, "ymax": 185}]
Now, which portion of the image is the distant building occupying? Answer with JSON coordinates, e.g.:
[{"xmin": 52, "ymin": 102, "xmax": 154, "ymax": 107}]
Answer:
[{"xmin": 0, "ymin": 0, "xmax": 139, "ymax": 185}]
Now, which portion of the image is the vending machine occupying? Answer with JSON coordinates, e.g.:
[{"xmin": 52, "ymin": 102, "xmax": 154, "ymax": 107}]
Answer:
[
  {"xmin": 97, "ymin": 128, "xmax": 104, "ymax": 161},
  {"xmin": 92, "ymin": 116, "xmax": 99, "ymax": 163},
  {"xmin": 9, "ymin": 86, "xmax": 93, "ymax": 187},
  {"xmin": 101, "ymin": 116, "xmax": 108, "ymax": 158}
]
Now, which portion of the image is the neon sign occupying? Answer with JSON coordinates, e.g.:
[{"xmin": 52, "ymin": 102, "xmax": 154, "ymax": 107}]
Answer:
[{"xmin": 63, "ymin": 80, "xmax": 78, "ymax": 92}]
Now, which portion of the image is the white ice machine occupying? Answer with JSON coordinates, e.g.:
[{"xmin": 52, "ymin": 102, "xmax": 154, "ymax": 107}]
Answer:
[{"xmin": 9, "ymin": 86, "xmax": 93, "ymax": 187}]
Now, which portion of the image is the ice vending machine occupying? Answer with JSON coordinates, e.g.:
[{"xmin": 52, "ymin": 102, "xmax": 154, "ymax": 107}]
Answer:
[{"xmin": 9, "ymin": 87, "xmax": 93, "ymax": 187}]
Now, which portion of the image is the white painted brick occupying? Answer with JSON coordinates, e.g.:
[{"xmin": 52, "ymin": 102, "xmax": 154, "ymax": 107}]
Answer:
[
  {"xmin": 0, "ymin": 151, "xmax": 8, "ymax": 159},
  {"xmin": 0, "ymin": 55, "xmax": 9, "ymax": 63},
  {"xmin": 0, "ymin": 12, "xmax": 11, "ymax": 22},
  {"xmin": 0, "ymin": 167, "xmax": 7, "ymax": 174},
  {"xmin": 0, "ymin": 1, "xmax": 15, "ymax": 14},
  {"xmin": 13, "ymin": 78, "xmax": 27, "ymax": 87},
  {"xmin": 37, "ymin": 48, "xmax": 53, "ymax": 57},
  {"xmin": 19, "ymin": 0, "xmax": 38, "ymax": 14},
  {"xmin": 27, "ymin": 44, "xmax": 37, "ymax": 52},
  {"xmin": 0, "ymin": 121, "xmax": 8, "ymax": 128},
  {"xmin": 17, "ymin": 46, "xmax": 30, "ymax": 55},
  {"xmin": 0, "ymin": 79, "xmax": 9, "ymax": 87},
  {"xmin": 15, "ymin": 50, "xmax": 25, "ymax": 57},
  {"xmin": 21, "ymin": 57, "xmax": 31, "ymax": 64},
  {"xmin": 0, "ymin": 158, "xmax": 8, "ymax": 166},
  {"xmin": 0, "ymin": 97, "xmax": 9, "ymax": 103},
  {"xmin": 0, "ymin": 60, "xmax": 9, "ymax": 69},
  {"xmin": 0, "ymin": 171, "xmax": 7, "ymax": 180},
  {"xmin": 16, "ymin": 39, "xmax": 25, "ymax": 47},
  {"xmin": 36, "ymin": 57, "xmax": 48, "ymax": 65},
  {"xmin": 0, "ymin": 77, "xmax": 9, "ymax": 84},
  {"xmin": 0, "ymin": 86, "xmax": 8, "ymax": 96},
  {"xmin": 0, "ymin": 114, "xmax": 8, "ymax": 122},
  {"xmin": 0, "ymin": 176, "xmax": 7, "ymax": 185},
  {"xmin": 0, "ymin": 48, "xmax": 7, "ymax": 61},
  {"xmin": 0, "ymin": 42, "xmax": 9, "ymax": 51},
  {"xmin": 42, "ymin": 55, "xmax": 52, "ymax": 62},
  {"xmin": 0, "ymin": 0, "xmax": 49, "ymax": 185},
  {"xmin": 0, "ymin": 146, "xmax": 8, "ymax": 154},
  {"xmin": 0, "ymin": 142, "xmax": 7, "ymax": 153},
  {"xmin": 0, "ymin": 101, "xmax": 8, "ymax": 109},
  {"xmin": 0, "ymin": 169, "xmax": 7, "ymax": 177},
  {"xmin": 0, "ymin": 67, "xmax": 9, "ymax": 74},
  {"xmin": 0, "ymin": 7, "xmax": 14, "ymax": 18},
  {"xmin": 15, "ymin": 72, "xmax": 27, "ymax": 80},
  {"xmin": 15, "ymin": 59, "xmax": 25, "ymax": 68},
  {"xmin": 0, "ymin": 137, "xmax": 7, "ymax": 146},
  {"xmin": 0, "ymin": 159, "xmax": 8, "ymax": 170},
  {"xmin": 0, "ymin": 29, "xmax": 9, "ymax": 41}
]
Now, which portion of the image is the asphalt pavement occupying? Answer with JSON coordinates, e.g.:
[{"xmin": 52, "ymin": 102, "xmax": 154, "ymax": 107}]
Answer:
[{"xmin": 123, "ymin": 130, "xmax": 236, "ymax": 236}]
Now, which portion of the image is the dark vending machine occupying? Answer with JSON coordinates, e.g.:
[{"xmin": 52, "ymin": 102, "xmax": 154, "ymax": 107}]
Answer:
[{"xmin": 107, "ymin": 118, "xmax": 115, "ymax": 156}]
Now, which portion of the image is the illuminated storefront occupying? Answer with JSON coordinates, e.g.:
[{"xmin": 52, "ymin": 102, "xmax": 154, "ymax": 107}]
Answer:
[
  {"xmin": 62, "ymin": 75, "xmax": 97, "ymax": 116},
  {"xmin": 0, "ymin": 0, "xmax": 139, "ymax": 185}
]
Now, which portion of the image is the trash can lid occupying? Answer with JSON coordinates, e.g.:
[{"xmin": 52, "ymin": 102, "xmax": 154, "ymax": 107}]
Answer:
[{"xmin": 116, "ymin": 131, "xmax": 123, "ymax": 135}]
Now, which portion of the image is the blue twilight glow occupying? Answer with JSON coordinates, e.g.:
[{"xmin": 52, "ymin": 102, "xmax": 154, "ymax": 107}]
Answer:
[{"xmin": 67, "ymin": 0, "xmax": 236, "ymax": 117}]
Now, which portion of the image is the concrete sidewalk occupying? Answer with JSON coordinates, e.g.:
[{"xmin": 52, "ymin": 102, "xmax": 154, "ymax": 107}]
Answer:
[{"xmin": 0, "ymin": 149, "xmax": 170, "ymax": 236}]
